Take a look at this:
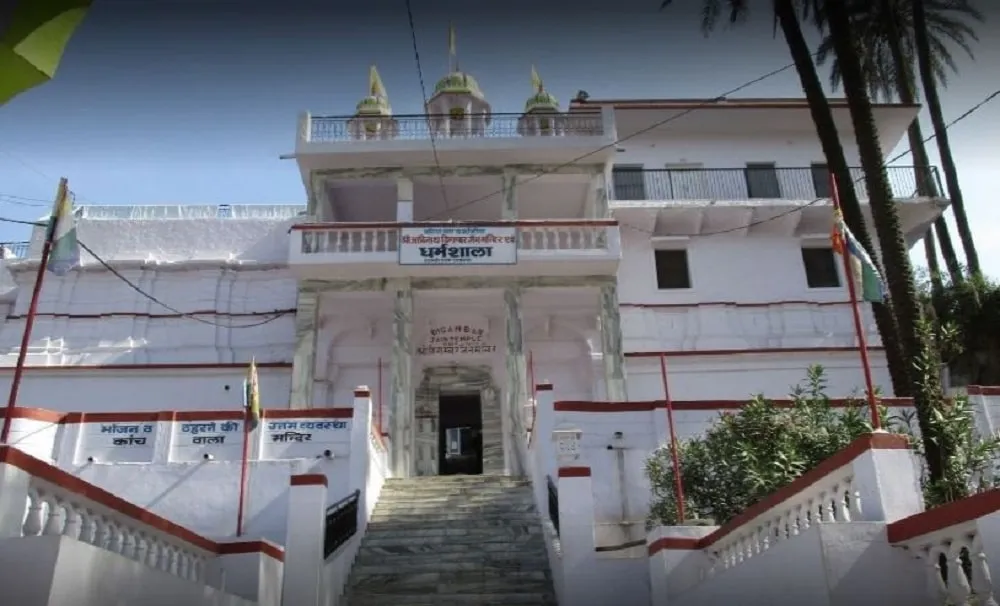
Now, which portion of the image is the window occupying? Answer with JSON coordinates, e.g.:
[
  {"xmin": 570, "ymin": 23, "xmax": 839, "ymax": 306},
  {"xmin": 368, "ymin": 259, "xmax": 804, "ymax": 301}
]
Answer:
[
  {"xmin": 801, "ymin": 247, "xmax": 840, "ymax": 288},
  {"xmin": 612, "ymin": 165, "xmax": 646, "ymax": 200},
  {"xmin": 811, "ymin": 163, "xmax": 832, "ymax": 198},
  {"xmin": 744, "ymin": 162, "xmax": 782, "ymax": 198},
  {"xmin": 654, "ymin": 249, "xmax": 691, "ymax": 289}
]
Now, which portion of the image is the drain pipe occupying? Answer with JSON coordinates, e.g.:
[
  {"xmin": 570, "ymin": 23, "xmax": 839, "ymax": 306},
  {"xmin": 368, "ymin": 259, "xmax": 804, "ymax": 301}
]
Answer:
[{"xmin": 608, "ymin": 431, "xmax": 631, "ymax": 540}]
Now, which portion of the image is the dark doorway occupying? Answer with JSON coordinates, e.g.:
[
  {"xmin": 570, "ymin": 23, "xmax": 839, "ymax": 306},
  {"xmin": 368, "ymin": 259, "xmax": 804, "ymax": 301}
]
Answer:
[{"xmin": 438, "ymin": 393, "xmax": 483, "ymax": 476}]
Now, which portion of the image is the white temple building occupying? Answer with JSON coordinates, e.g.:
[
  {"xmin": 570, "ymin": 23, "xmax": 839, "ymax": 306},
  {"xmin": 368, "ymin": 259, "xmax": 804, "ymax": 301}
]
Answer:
[{"xmin": 0, "ymin": 35, "xmax": 975, "ymax": 606}]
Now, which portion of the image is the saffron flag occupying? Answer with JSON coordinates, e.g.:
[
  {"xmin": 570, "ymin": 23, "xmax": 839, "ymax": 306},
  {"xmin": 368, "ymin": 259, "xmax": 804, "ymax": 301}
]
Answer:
[
  {"xmin": 831, "ymin": 211, "xmax": 887, "ymax": 303},
  {"xmin": 243, "ymin": 358, "xmax": 261, "ymax": 431},
  {"xmin": 46, "ymin": 179, "xmax": 79, "ymax": 276}
]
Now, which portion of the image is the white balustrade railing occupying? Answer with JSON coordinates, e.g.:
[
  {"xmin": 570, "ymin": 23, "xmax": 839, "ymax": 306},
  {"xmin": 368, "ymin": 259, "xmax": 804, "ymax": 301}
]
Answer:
[
  {"xmin": 297, "ymin": 221, "xmax": 617, "ymax": 257},
  {"xmin": 895, "ymin": 523, "xmax": 997, "ymax": 605},
  {"xmin": 303, "ymin": 227, "xmax": 398, "ymax": 255},
  {"xmin": 702, "ymin": 465, "xmax": 860, "ymax": 578},
  {"xmin": 21, "ymin": 477, "xmax": 215, "ymax": 584}
]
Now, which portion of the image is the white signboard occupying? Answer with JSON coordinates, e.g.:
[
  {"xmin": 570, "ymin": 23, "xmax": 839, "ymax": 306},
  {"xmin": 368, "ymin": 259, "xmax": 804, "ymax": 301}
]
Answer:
[
  {"xmin": 262, "ymin": 417, "xmax": 351, "ymax": 459},
  {"xmin": 399, "ymin": 226, "xmax": 517, "ymax": 266},
  {"xmin": 171, "ymin": 419, "xmax": 244, "ymax": 461},
  {"xmin": 417, "ymin": 319, "xmax": 497, "ymax": 357},
  {"xmin": 79, "ymin": 421, "xmax": 157, "ymax": 463}
]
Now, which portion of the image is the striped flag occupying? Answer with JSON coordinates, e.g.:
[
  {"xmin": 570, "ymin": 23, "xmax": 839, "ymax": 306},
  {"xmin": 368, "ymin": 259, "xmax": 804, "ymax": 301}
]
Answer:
[
  {"xmin": 46, "ymin": 179, "xmax": 79, "ymax": 276},
  {"xmin": 243, "ymin": 358, "xmax": 261, "ymax": 431},
  {"xmin": 831, "ymin": 211, "xmax": 887, "ymax": 303}
]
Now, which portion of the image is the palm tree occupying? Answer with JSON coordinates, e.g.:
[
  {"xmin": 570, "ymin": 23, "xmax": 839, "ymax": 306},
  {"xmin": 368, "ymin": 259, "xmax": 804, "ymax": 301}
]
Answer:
[
  {"xmin": 912, "ymin": 0, "xmax": 983, "ymax": 276},
  {"xmin": 815, "ymin": 0, "xmax": 983, "ymax": 286},
  {"xmin": 660, "ymin": 0, "xmax": 913, "ymax": 395},
  {"xmin": 822, "ymin": 0, "xmax": 945, "ymax": 481}
]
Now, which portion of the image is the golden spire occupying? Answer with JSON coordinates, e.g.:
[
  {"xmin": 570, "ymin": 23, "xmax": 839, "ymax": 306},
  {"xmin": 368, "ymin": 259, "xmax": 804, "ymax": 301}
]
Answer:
[
  {"xmin": 369, "ymin": 64, "xmax": 387, "ymax": 98},
  {"xmin": 531, "ymin": 65, "xmax": 543, "ymax": 93},
  {"xmin": 448, "ymin": 22, "xmax": 458, "ymax": 72}
]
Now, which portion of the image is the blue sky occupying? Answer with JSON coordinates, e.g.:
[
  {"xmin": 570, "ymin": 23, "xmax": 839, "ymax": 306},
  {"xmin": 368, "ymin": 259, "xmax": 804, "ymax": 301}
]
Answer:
[{"xmin": 2, "ymin": 0, "xmax": 998, "ymax": 275}]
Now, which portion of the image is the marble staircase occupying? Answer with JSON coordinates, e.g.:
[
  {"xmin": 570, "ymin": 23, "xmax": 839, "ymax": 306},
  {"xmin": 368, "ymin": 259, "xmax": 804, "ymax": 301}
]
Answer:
[{"xmin": 342, "ymin": 475, "xmax": 558, "ymax": 605}]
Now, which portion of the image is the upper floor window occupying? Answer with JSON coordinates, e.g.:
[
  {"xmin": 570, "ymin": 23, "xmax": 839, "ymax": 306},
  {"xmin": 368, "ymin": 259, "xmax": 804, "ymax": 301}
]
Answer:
[
  {"xmin": 801, "ymin": 246, "xmax": 840, "ymax": 288},
  {"xmin": 811, "ymin": 163, "xmax": 832, "ymax": 198},
  {"xmin": 654, "ymin": 248, "xmax": 692, "ymax": 290},
  {"xmin": 612, "ymin": 165, "xmax": 646, "ymax": 200},
  {"xmin": 745, "ymin": 162, "xmax": 782, "ymax": 198}
]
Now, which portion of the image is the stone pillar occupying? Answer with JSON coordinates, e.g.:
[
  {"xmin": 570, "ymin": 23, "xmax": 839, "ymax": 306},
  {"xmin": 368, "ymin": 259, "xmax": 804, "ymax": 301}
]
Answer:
[
  {"xmin": 599, "ymin": 284, "xmax": 627, "ymax": 401},
  {"xmin": 281, "ymin": 473, "xmax": 326, "ymax": 606},
  {"xmin": 389, "ymin": 282, "xmax": 414, "ymax": 477},
  {"xmin": 308, "ymin": 174, "xmax": 332, "ymax": 220},
  {"xmin": 503, "ymin": 285, "xmax": 528, "ymax": 476},
  {"xmin": 502, "ymin": 170, "xmax": 518, "ymax": 220},
  {"xmin": 289, "ymin": 290, "xmax": 319, "ymax": 409},
  {"xmin": 396, "ymin": 177, "xmax": 413, "ymax": 222},
  {"xmin": 594, "ymin": 169, "xmax": 610, "ymax": 218}
]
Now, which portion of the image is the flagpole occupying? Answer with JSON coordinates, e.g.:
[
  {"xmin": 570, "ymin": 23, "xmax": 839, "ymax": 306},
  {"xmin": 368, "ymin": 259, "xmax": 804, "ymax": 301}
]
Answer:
[
  {"xmin": 659, "ymin": 353, "xmax": 686, "ymax": 522},
  {"xmin": 830, "ymin": 175, "xmax": 882, "ymax": 430},
  {"xmin": 1, "ymin": 178, "xmax": 67, "ymax": 445},
  {"xmin": 236, "ymin": 359, "xmax": 257, "ymax": 536},
  {"xmin": 236, "ymin": 407, "xmax": 251, "ymax": 536}
]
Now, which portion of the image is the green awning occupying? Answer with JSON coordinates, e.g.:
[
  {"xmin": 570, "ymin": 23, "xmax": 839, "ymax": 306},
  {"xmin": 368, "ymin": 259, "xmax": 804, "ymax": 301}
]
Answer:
[{"xmin": 0, "ymin": 0, "xmax": 92, "ymax": 105}]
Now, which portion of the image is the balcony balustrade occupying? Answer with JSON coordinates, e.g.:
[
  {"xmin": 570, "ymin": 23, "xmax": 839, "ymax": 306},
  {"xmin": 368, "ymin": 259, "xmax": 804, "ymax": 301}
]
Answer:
[
  {"xmin": 305, "ymin": 112, "xmax": 605, "ymax": 143},
  {"xmin": 610, "ymin": 165, "xmax": 942, "ymax": 202},
  {"xmin": 0, "ymin": 241, "xmax": 28, "ymax": 259},
  {"xmin": 288, "ymin": 219, "xmax": 620, "ymax": 280}
]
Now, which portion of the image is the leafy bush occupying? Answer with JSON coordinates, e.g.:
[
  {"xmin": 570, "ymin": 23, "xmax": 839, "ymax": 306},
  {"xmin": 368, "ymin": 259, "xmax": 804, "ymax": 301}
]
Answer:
[
  {"xmin": 645, "ymin": 359, "xmax": 1000, "ymax": 527},
  {"xmin": 901, "ymin": 320, "xmax": 1000, "ymax": 507},
  {"xmin": 645, "ymin": 365, "xmax": 905, "ymax": 527}
]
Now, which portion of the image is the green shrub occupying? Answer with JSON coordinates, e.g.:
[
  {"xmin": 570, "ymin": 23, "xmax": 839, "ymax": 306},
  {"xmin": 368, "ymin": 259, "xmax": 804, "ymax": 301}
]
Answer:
[
  {"xmin": 645, "ymin": 360, "xmax": 1000, "ymax": 527},
  {"xmin": 645, "ymin": 365, "xmax": 906, "ymax": 526}
]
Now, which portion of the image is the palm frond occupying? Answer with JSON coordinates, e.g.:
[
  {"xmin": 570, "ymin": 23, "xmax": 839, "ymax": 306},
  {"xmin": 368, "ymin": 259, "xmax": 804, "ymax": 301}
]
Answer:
[{"xmin": 816, "ymin": 0, "xmax": 983, "ymax": 101}]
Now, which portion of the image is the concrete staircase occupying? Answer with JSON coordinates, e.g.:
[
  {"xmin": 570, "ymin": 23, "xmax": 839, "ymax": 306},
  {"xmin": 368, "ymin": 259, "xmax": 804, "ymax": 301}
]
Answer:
[{"xmin": 342, "ymin": 475, "xmax": 557, "ymax": 605}]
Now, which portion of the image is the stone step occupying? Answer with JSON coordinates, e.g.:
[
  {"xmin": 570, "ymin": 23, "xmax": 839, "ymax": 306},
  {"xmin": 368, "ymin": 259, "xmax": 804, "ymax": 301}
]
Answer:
[
  {"xmin": 344, "ymin": 592, "xmax": 556, "ymax": 606},
  {"xmin": 372, "ymin": 504, "xmax": 541, "ymax": 520},
  {"xmin": 377, "ymin": 496, "xmax": 533, "ymax": 504},
  {"xmin": 349, "ymin": 572, "xmax": 552, "ymax": 594},
  {"xmin": 367, "ymin": 519, "xmax": 541, "ymax": 533},
  {"xmin": 381, "ymin": 483, "xmax": 532, "ymax": 490},
  {"xmin": 351, "ymin": 559, "xmax": 551, "ymax": 576},
  {"xmin": 360, "ymin": 532, "xmax": 546, "ymax": 548},
  {"xmin": 354, "ymin": 549, "xmax": 549, "ymax": 567},
  {"xmin": 379, "ymin": 488, "xmax": 533, "ymax": 498},
  {"xmin": 358, "ymin": 541, "xmax": 548, "ymax": 557},
  {"xmin": 384, "ymin": 476, "xmax": 530, "ymax": 484},
  {"xmin": 364, "ymin": 523, "xmax": 541, "ymax": 539},
  {"xmin": 368, "ymin": 511, "xmax": 540, "ymax": 524}
]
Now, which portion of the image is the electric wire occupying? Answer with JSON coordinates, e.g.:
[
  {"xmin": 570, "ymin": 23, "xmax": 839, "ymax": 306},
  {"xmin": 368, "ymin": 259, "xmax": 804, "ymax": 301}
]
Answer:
[
  {"xmin": 403, "ymin": 0, "xmax": 451, "ymax": 211},
  {"xmin": 0, "ymin": 215, "xmax": 291, "ymax": 329},
  {"xmin": 613, "ymin": 86, "xmax": 1000, "ymax": 240},
  {"xmin": 422, "ymin": 59, "xmax": 806, "ymax": 221},
  {"xmin": 0, "ymin": 86, "xmax": 991, "ymax": 325}
]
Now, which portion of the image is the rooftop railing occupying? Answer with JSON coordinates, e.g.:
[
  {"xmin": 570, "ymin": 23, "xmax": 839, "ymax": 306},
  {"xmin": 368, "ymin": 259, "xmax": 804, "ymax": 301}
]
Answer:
[
  {"xmin": 0, "ymin": 241, "xmax": 29, "ymax": 259},
  {"xmin": 610, "ymin": 165, "xmax": 942, "ymax": 202},
  {"xmin": 70, "ymin": 204, "xmax": 308, "ymax": 220},
  {"xmin": 307, "ymin": 112, "xmax": 605, "ymax": 143}
]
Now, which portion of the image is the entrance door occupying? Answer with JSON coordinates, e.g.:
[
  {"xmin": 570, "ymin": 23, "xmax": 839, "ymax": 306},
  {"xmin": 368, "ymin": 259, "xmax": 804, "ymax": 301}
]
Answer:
[{"xmin": 438, "ymin": 393, "xmax": 483, "ymax": 476}]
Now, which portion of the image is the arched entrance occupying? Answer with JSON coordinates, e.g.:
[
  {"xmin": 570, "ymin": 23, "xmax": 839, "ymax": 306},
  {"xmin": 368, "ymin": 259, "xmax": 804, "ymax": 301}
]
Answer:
[{"xmin": 413, "ymin": 364, "xmax": 503, "ymax": 476}]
